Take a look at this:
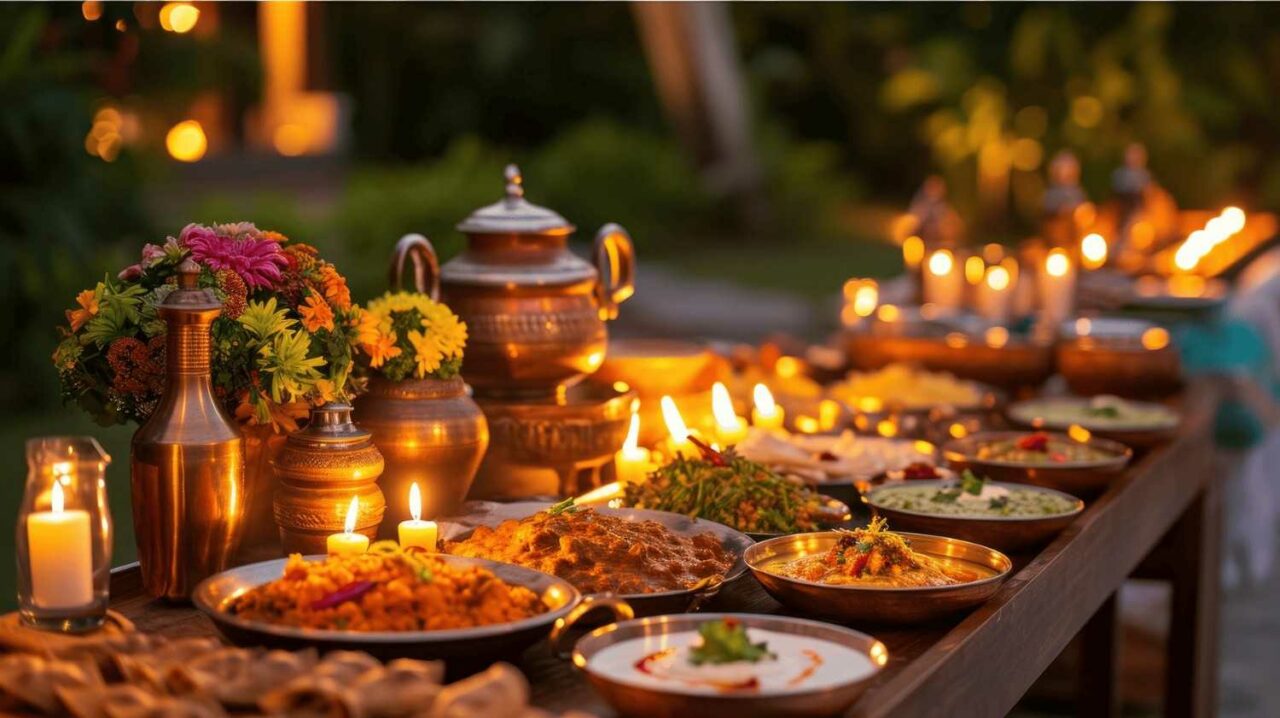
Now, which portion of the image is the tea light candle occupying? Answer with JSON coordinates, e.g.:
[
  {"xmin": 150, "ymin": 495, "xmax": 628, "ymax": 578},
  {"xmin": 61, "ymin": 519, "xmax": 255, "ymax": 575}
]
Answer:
[
  {"xmin": 27, "ymin": 481, "xmax": 93, "ymax": 609},
  {"xmin": 398, "ymin": 483, "xmax": 437, "ymax": 551},
  {"xmin": 615, "ymin": 412, "xmax": 653, "ymax": 485},
  {"xmin": 1038, "ymin": 248, "xmax": 1076, "ymax": 326},
  {"xmin": 751, "ymin": 383, "xmax": 785, "ymax": 431},
  {"xmin": 660, "ymin": 395, "xmax": 699, "ymax": 458},
  {"xmin": 328, "ymin": 496, "xmax": 369, "ymax": 556},
  {"xmin": 975, "ymin": 264, "xmax": 1013, "ymax": 323},
  {"xmin": 923, "ymin": 249, "xmax": 965, "ymax": 310},
  {"xmin": 711, "ymin": 382, "xmax": 748, "ymax": 446}
]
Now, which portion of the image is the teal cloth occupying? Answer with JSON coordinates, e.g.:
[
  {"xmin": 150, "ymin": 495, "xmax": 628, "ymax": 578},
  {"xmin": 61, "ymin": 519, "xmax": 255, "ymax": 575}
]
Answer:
[{"xmin": 1169, "ymin": 315, "xmax": 1275, "ymax": 448}]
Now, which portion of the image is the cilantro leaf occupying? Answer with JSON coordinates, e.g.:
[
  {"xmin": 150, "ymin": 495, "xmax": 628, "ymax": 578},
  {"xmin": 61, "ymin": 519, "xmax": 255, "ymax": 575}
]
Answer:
[{"xmin": 688, "ymin": 619, "xmax": 776, "ymax": 666}]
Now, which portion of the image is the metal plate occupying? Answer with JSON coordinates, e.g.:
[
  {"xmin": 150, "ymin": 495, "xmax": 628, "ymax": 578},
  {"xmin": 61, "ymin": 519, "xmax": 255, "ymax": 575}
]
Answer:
[
  {"xmin": 193, "ymin": 554, "xmax": 580, "ymax": 661},
  {"xmin": 572, "ymin": 612, "xmax": 887, "ymax": 718},
  {"xmin": 440, "ymin": 502, "xmax": 754, "ymax": 616},
  {"xmin": 942, "ymin": 431, "xmax": 1133, "ymax": 496},
  {"xmin": 745, "ymin": 531, "xmax": 1012, "ymax": 625}
]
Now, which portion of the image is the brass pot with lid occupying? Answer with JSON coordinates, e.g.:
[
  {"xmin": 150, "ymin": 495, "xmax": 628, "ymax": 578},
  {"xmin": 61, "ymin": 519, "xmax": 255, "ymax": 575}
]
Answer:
[
  {"xmin": 272, "ymin": 403, "xmax": 386, "ymax": 554},
  {"xmin": 432, "ymin": 164, "xmax": 636, "ymax": 398}
]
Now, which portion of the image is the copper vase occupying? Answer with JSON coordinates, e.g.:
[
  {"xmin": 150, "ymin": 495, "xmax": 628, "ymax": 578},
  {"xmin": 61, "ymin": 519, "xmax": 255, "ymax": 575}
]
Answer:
[
  {"xmin": 353, "ymin": 376, "xmax": 489, "ymax": 535},
  {"xmin": 131, "ymin": 259, "xmax": 244, "ymax": 600},
  {"xmin": 272, "ymin": 403, "xmax": 386, "ymax": 554}
]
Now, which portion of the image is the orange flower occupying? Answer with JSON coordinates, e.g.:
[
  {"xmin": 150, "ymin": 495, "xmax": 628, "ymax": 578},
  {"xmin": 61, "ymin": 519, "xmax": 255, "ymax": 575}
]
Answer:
[
  {"xmin": 319, "ymin": 264, "xmax": 351, "ymax": 310},
  {"xmin": 354, "ymin": 307, "xmax": 382, "ymax": 346},
  {"xmin": 298, "ymin": 294, "xmax": 335, "ymax": 333},
  {"xmin": 66, "ymin": 289, "xmax": 99, "ymax": 332},
  {"xmin": 363, "ymin": 331, "xmax": 403, "ymax": 368},
  {"xmin": 259, "ymin": 230, "xmax": 288, "ymax": 243}
]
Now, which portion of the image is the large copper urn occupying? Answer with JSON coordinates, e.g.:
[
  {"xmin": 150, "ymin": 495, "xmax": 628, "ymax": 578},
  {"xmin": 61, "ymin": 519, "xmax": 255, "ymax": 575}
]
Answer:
[{"xmin": 443, "ymin": 164, "xmax": 635, "ymax": 398}]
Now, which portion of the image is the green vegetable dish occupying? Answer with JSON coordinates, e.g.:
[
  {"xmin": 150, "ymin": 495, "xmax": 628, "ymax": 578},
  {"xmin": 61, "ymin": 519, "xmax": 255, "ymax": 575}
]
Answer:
[{"xmin": 870, "ymin": 472, "xmax": 1079, "ymax": 518}]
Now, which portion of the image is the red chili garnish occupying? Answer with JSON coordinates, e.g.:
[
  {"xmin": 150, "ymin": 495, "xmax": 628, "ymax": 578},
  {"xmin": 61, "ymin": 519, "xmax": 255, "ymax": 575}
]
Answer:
[
  {"xmin": 850, "ymin": 551, "xmax": 871, "ymax": 577},
  {"xmin": 688, "ymin": 436, "xmax": 729, "ymax": 467},
  {"xmin": 1017, "ymin": 433, "xmax": 1050, "ymax": 452},
  {"xmin": 310, "ymin": 580, "xmax": 375, "ymax": 610},
  {"xmin": 901, "ymin": 462, "xmax": 939, "ymax": 480},
  {"xmin": 819, "ymin": 451, "xmax": 839, "ymax": 462}
]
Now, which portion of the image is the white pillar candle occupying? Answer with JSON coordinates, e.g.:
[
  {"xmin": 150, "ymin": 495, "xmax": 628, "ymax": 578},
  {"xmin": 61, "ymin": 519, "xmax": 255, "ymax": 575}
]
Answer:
[
  {"xmin": 750, "ymin": 383, "xmax": 785, "ymax": 431},
  {"xmin": 710, "ymin": 382, "xmax": 748, "ymax": 446},
  {"xmin": 328, "ymin": 496, "xmax": 369, "ymax": 556},
  {"xmin": 615, "ymin": 412, "xmax": 654, "ymax": 484},
  {"xmin": 1038, "ymin": 248, "xmax": 1076, "ymax": 326},
  {"xmin": 27, "ymin": 482, "xmax": 93, "ymax": 609},
  {"xmin": 398, "ymin": 483, "xmax": 438, "ymax": 551},
  {"xmin": 975, "ymin": 264, "xmax": 1013, "ymax": 323},
  {"xmin": 923, "ymin": 249, "xmax": 965, "ymax": 310}
]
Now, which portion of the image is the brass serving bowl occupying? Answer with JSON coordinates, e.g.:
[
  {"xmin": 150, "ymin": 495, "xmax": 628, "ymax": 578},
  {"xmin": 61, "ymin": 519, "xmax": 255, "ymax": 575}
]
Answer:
[
  {"xmin": 942, "ymin": 431, "xmax": 1133, "ymax": 496},
  {"xmin": 1006, "ymin": 397, "xmax": 1181, "ymax": 448},
  {"xmin": 439, "ymin": 502, "xmax": 754, "ymax": 617},
  {"xmin": 843, "ymin": 331, "xmax": 1055, "ymax": 390},
  {"xmin": 193, "ymin": 554, "xmax": 630, "ymax": 661},
  {"xmin": 745, "ymin": 532, "xmax": 1012, "ymax": 624},
  {"xmin": 863, "ymin": 479, "xmax": 1084, "ymax": 553},
  {"xmin": 568, "ymin": 612, "xmax": 887, "ymax": 718}
]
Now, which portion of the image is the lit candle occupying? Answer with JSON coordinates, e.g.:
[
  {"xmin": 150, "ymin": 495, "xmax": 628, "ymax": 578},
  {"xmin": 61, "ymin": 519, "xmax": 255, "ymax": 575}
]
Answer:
[
  {"xmin": 902, "ymin": 236, "xmax": 925, "ymax": 271},
  {"xmin": 1080, "ymin": 233, "xmax": 1108, "ymax": 270},
  {"xmin": 26, "ymin": 480, "xmax": 93, "ymax": 609},
  {"xmin": 660, "ymin": 395, "xmax": 699, "ymax": 459},
  {"xmin": 1038, "ymin": 248, "xmax": 1076, "ymax": 326},
  {"xmin": 328, "ymin": 496, "xmax": 369, "ymax": 556},
  {"xmin": 841, "ymin": 279, "xmax": 879, "ymax": 327},
  {"xmin": 710, "ymin": 382, "xmax": 748, "ymax": 446},
  {"xmin": 975, "ymin": 263, "xmax": 1013, "ymax": 323},
  {"xmin": 615, "ymin": 412, "xmax": 653, "ymax": 485},
  {"xmin": 923, "ymin": 249, "xmax": 965, "ymax": 310},
  {"xmin": 751, "ymin": 383, "xmax": 785, "ymax": 431},
  {"xmin": 397, "ymin": 483, "xmax": 437, "ymax": 552}
]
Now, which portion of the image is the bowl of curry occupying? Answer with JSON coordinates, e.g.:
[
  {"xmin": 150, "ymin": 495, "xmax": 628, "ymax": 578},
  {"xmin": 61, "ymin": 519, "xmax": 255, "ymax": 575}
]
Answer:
[
  {"xmin": 442, "ymin": 503, "xmax": 754, "ymax": 616},
  {"xmin": 942, "ymin": 430, "xmax": 1133, "ymax": 496}
]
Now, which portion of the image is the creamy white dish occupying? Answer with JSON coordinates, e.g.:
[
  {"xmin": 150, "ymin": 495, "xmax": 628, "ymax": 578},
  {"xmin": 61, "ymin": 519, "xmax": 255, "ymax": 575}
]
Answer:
[{"xmin": 1011, "ymin": 396, "xmax": 1178, "ymax": 431}]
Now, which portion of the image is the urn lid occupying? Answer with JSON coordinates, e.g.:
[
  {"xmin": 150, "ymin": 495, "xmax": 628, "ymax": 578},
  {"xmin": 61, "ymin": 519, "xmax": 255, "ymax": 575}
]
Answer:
[
  {"xmin": 456, "ymin": 164, "xmax": 575, "ymax": 235},
  {"xmin": 161, "ymin": 258, "xmax": 221, "ymax": 311},
  {"xmin": 288, "ymin": 402, "xmax": 373, "ymax": 449}
]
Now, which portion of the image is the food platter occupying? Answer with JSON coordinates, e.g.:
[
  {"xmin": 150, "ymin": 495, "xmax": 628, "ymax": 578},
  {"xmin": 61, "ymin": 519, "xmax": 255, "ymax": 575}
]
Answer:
[
  {"xmin": 440, "ymin": 502, "xmax": 755, "ymax": 616},
  {"xmin": 1006, "ymin": 396, "xmax": 1180, "ymax": 447},
  {"xmin": 569, "ymin": 612, "xmax": 887, "ymax": 718},
  {"xmin": 193, "ymin": 553, "xmax": 630, "ymax": 661},
  {"xmin": 942, "ymin": 431, "xmax": 1133, "ymax": 496},
  {"xmin": 745, "ymin": 531, "xmax": 1012, "ymax": 624},
  {"xmin": 863, "ymin": 479, "xmax": 1084, "ymax": 553}
]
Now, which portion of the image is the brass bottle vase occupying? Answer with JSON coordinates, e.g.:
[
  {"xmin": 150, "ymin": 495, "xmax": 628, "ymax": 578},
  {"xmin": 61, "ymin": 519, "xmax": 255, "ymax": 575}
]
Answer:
[
  {"xmin": 272, "ymin": 403, "xmax": 386, "ymax": 553},
  {"xmin": 131, "ymin": 259, "xmax": 244, "ymax": 600}
]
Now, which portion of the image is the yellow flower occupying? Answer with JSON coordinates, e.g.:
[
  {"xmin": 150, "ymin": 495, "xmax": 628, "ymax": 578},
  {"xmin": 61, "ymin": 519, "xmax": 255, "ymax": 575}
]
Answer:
[
  {"xmin": 421, "ymin": 302, "xmax": 468, "ymax": 359},
  {"xmin": 298, "ymin": 294, "xmax": 335, "ymax": 333},
  {"xmin": 67, "ymin": 288, "xmax": 100, "ymax": 332},
  {"xmin": 313, "ymin": 378, "xmax": 338, "ymax": 404},
  {"xmin": 406, "ymin": 329, "xmax": 445, "ymax": 378}
]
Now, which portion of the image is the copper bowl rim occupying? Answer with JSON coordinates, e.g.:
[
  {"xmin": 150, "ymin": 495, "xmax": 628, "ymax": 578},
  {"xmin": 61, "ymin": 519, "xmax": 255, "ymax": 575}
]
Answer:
[
  {"xmin": 193, "ymin": 553, "xmax": 582, "ymax": 644},
  {"xmin": 863, "ymin": 479, "xmax": 1085, "ymax": 523},
  {"xmin": 941, "ymin": 431, "xmax": 1133, "ymax": 471},
  {"xmin": 571, "ymin": 611, "xmax": 887, "ymax": 699},
  {"xmin": 1005, "ymin": 397, "xmax": 1181, "ymax": 434},
  {"xmin": 744, "ymin": 530, "xmax": 1013, "ymax": 594}
]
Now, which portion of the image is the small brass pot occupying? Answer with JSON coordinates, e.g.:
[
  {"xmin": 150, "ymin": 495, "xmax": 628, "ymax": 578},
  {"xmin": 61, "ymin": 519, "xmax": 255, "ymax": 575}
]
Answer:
[
  {"xmin": 353, "ymin": 376, "xmax": 489, "ymax": 536},
  {"xmin": 272, "ymin": 403, "xmax": 386, "ymax": 554}
]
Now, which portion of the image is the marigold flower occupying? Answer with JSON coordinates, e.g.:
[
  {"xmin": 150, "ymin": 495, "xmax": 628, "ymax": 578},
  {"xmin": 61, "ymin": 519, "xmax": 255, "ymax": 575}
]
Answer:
[
  {"xmin": 66, "ymin": 288, "xmax": 100, "ymax": 332},
  {"xmin": 363, "ymin": 331, "xmax": 403, "ymax": 368},
  {"xmin": 299, "ymin": 293, "xmax": 335, "ymax": 333},
  {"xmin": 318, "ymin": 264, "xmax": 352, "ymax": 310}
]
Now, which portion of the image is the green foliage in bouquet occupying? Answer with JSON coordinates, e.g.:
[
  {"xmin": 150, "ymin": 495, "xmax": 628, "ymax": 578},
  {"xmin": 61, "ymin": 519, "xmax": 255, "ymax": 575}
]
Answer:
[{"xmin": 52, "ymin": 223, "xmax": 363, "ymax": 432}]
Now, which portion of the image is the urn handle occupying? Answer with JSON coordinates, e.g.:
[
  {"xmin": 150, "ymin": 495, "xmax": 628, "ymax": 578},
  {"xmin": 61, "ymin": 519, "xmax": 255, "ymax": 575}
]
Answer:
[
  {"xmin": 593, "ymin": 223, "xmax": 635, "ymax": 321},
  {"xmin": 389, "ymin": 234, "xmax": 440, "ymax": 300}
]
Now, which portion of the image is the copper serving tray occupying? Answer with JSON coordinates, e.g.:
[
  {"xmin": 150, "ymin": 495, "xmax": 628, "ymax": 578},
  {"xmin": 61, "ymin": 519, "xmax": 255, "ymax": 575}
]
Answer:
[
  {"xmin": 942, "ymin": 431, "xmax": 1133, "ymax": 496},
  {"xmin": 745, "ymin": 532, "xmax": 1012, "ymax": 625},
  {"xmin": 440, "ymin": 503, "xmax": 755, "ymax": 617},
  {"xmin": 569, "ymin": 612, "xmax": 887, "ymax": 718},
  {"xmin": 193, "ymin": 554, "xmax": 630, "ymax": 661},
  {"xmin": 863, "ymin": 479, "xmax": 1084, "ymax": 553}
]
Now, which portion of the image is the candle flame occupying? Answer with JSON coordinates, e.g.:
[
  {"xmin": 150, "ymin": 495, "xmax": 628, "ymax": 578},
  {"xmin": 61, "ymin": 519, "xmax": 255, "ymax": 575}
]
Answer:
[
  {"xmin": 914, "ymin": 440, "xmax": 935, "ymax": 455},
  {"xmin": 984, "ymin": 326, "xmax": 1010, "ymax": 348},
  {"xmin": 775, "ymin": 356, "xmax": 800, "ymax": 379},
  {"xmin": 1081, "ymin": 233, "xmax": 1107, "ymax": 269},
  {"xmin": 409, "ymin": 483, "xmax": 422, "ymax": 522},
  {"xmin": 795, "ymin": 416, "xmax": 819, "ymax": 434},
  {"xmin": 876, "ymin": 419, "xmax": 898, "ymax": 438},
  {"xmin": 711, "ymin": 382, "xmax": 740, "ymax": 431},
  {"xmin": 819, "ymin": 399, "xmax": 840, "ymax": 431},
  {"xmin": 985, "ymin": 265, "xmax": 1011, "ymax": 291},
  {"xmin": 623, "ymin": 411, "xmax": 641, "ymax": 452},
  {"xmin": 927, "ymin": 249, "xmax": 954, "ymax": 277},
  {"xmin": 752, "ymin": 383, "xmax": 777, "ymax": 416},
  {"xmin": 902, "ymin": 236, "xmax": 925, "ymax": 268},
  {"xmin": 1141, "ymin": 327, "xmax": 1170, "ymax": 351},
  {"xmin": 949, "ymin": 423, "xmax": 968, "ymax": 439},
  {"xmin": 1045, "ymin": 249, "xmax": 1071, "ymax": 277},
  {"xmin": 1068, "ymin": 424, "xmax": 1092, "ymax": 443},
  {"xmin": 965, "ymin": 255, "xmax": 986, "ymax": 285},
  {"xmin": 660, "ymin": 395, "xmax": 689, "ymax": 443},
  {"xmin": 343, "ymin": 496, "xmax": 359, "ymax": 534},
  {"xmin": 51, "ymin": 481, "xmax": 64, "ymax": 513},
  {"xmin": 844, "ymin": 279, "xmax": 879, "ymax": 318},
  {"xmin": 876, "ymin": 304, "xmax": 901, "ymax": 322}
]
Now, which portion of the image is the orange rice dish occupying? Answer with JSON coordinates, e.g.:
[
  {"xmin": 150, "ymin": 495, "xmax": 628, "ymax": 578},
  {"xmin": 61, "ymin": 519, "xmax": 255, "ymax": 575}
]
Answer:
[{"xmin": 227, "ymin": 546, "xmax": 547, "ymax": 632}]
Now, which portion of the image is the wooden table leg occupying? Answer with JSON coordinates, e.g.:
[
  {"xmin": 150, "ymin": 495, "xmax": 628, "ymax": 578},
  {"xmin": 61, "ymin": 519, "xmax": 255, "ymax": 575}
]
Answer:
[
  {"xmin": 1164, "ymin": 481, "xmax": 1222, "ymax": 718},
  {"xmin": 1078, "ymin": 591, "xmax": 1121, "ymax": 718}
]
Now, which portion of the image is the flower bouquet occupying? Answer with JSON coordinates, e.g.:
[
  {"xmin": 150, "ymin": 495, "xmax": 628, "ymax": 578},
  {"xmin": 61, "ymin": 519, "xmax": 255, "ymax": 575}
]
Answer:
[{"xmin": 352, "ymin": 291, "xmax": 489, "ymax": 531}]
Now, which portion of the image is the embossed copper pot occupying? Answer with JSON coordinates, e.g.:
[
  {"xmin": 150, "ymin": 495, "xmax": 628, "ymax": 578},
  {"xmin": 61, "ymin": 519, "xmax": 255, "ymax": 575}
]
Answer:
[
  {"xmin": 131, "ymin": 259, "xmax": 244, "ymax": 600},
  {"xmin": 272, "ymin": 403, "xmax": 386, "ymax": 554},
  {"xmin": 436, "ymin": 164, "xmax": 636, "ymax": 398}
]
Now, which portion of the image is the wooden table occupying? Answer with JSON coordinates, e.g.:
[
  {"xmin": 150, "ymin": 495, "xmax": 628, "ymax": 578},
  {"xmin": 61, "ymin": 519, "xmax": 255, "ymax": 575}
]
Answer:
[{"xmin": 110, "ymin": 382, "xmax": 1223, "ymax": 718}]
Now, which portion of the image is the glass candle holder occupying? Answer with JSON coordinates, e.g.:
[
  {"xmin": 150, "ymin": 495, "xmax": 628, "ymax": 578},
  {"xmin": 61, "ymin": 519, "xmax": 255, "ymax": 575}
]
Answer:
[{"xmin": 16, "ymin": 437, "xmax": 112, "ymax": 632}]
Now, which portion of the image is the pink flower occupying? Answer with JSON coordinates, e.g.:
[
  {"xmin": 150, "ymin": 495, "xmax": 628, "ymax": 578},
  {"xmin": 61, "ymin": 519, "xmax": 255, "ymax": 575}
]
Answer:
[
  {"xmin": 118, "ymin": 264, "xmax": 143, "ymax": 281},
  {"xmin": 182, "ymin": 224, "xmax": 288, "ymax": 290}
]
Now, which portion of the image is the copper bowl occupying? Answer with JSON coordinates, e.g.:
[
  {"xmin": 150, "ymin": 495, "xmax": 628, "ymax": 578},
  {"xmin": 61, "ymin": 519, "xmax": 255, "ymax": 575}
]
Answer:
[
  {"xmin": 941, "ymin": 431, "xmax": 1133, "ymax": 497},
  {"xmin": 595, "ymin": 338, "xmax": 721, "ymax": 398},
  {"xmin": 843, "ymin": 332, "xmax": 1055, "ymax": 390},
  {"xmin": 1006, "ymin": 397, "xmax": 1181, "ymax": 448},
  {"xmin": 570, "ymin": 612, "xmax": 887, "ymax": 718},
  {"xmin": 863, "ymin": 480, "xmax": 1084, "ymax": 553},
  {"xmin": 745, "ymin": 532, "xmax": 1012, "ymax": 624},
  {"xmin": 193, "ymin": 554, "xmax": 631, "ymax": 661}
]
